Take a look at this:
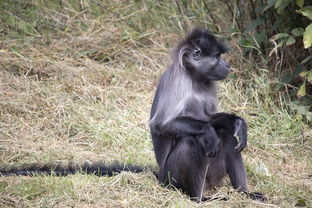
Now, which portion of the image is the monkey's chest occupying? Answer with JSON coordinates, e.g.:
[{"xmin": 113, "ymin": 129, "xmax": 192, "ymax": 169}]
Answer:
[{"xmin": 183, "ymin": 95, "xmax": 217, "ymax": 117}]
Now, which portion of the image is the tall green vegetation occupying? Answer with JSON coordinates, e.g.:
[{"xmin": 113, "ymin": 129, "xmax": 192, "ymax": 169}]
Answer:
[
  {"xmin": 1, "ymin": 0, "xmax": 311, "ymax": 120},
  {"xmin": 223, "ymin": 0, "xmax": 312, "ymax": 121},
  {"xmin": 1, "ymin": 0, "xmax": 311, "ymax": 119}
]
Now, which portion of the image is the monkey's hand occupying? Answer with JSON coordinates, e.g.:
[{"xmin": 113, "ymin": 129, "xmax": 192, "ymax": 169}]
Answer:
[
  {"xmin": 233, "ymin": 118, "xmax": 247, "ymax": 152},
  {"xmin": 202, "ymin": 126, "xmax": 221, "ymax": 157},
  {"xmin": 209, "ymin": 113, "xmax": 248, "ymax": 152}
]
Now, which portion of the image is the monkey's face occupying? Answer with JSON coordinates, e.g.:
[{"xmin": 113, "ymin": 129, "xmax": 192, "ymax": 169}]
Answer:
[
  {"xmin": 182, "ymin": 30, "xmax": 231, "ymax": 81},
  {"xmin": 186, "ymin": 50, "xmax": 230, "ymax": 81}
]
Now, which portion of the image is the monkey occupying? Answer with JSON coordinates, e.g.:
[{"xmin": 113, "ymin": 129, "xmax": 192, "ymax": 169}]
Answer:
[
  {"xmin": 150, "ymin": 29, "xmax": 265, "ymax": 202},
  {"xmin": 0, "ymin": 29, "xmax": 265, "ymax": 202}
]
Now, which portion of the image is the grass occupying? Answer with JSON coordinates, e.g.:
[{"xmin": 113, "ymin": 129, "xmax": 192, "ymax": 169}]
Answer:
[{"xmin": 0, "ymin": 0, "xmax": 311, "ymax": 207}]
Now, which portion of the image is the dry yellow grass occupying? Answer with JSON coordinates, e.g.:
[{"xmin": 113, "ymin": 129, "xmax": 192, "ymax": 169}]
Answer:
[{"xmin": 0, "ymin": 1, "xmax": 311, "ymax": 207}]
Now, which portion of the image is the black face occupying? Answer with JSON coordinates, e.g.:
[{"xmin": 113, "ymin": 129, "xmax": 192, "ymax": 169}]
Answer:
[{"xmin": 183, "ymin": 30, "xmax": 230, "ymax": 81}]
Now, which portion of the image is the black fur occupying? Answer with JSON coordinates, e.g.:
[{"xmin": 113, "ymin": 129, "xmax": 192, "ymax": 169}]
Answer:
[
  {"xmin": 180, "ymin": 29, "xmax": 228, "ymax": 56},
  {"xmin": 0, "ymin": 162, "xmax": 146, "ymax": 177},
  {"xmin": 150, "ymin": 29, "xmax": 265, "ymax": 202}
]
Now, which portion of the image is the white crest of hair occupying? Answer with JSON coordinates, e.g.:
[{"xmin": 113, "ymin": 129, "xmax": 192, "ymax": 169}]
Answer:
[{"xmin": 150, "ymin": 45, "xmax": 218, "ymax": 128}]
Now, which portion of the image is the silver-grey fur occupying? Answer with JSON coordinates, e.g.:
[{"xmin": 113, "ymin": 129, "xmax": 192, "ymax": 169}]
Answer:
[{"xmin": 150, "ymin": 48, "xmax": 218, "ymax": 127}]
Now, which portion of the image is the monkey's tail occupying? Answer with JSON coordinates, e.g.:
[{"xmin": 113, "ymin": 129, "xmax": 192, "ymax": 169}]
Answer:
[{"xmin": 0, "ymin": 161, "xmax": 154, "ymax": 177}]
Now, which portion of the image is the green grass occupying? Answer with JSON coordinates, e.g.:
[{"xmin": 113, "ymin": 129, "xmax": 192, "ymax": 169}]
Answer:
[{"xmin": 0, "ymin": 0, "xmax": 311, "ymax": 207}]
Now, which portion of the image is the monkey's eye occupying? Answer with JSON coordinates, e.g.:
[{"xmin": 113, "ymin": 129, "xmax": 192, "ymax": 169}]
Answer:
[
  {"xmin": 193, "ymin": 49, "xmax": 201, "ymax": 60},
  {"xmin": 215, "ymin": 53, "xmax": 221, "ymax": 59}
]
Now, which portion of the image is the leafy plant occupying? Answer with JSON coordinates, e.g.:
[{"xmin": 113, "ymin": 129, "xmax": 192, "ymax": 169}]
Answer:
[{"xmin": 223, "ymin": 0, "xmax": 312, "ymax": 121}]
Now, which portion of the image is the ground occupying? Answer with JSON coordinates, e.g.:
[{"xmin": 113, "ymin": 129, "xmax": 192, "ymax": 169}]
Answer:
[{"xmin": 0, "ymin": 1, "xmax": 311, "ymax": 207}]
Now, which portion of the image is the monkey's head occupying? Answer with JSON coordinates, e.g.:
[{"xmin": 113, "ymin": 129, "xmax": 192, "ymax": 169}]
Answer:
[{"xmin": 179, "ymin": 29, "xmax": 230, "ymax": 81}]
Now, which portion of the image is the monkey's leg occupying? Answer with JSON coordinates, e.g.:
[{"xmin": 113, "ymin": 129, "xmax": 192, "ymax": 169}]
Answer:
[
  {"xmin": 226, "ymin": 151, "xmax": 248, "ymax": 191},
  {"xmin": 217, "ymin": 129, "xmax": 248, "ymax": 191},
  {"xmin": 218, "ymin": 129, "xmax": 267, "ymax": 201},
  {"xmin": 159, "ymin": 136, "xmax": 208, "ymax": 201}
]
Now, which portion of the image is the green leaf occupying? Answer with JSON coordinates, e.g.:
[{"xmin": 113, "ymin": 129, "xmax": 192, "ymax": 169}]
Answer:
[
  {"xmin": 254, "ymin": 32, "xmax": 266, "ymax": 45},
  {"xmin": 276, "ymin": 0, "xmax": 291, "ymax": 13},
  {"xmin": 286, "ymin": 36, "xmax": 296, "ymax": 46},
  {"xmin": 291, "ymin": 28, "xmax": 304, "ymax": 37},
  {"xmin": 299, "ymin": 71, "xmax": 309, "ymax": 77},
  {"xmin": 296, "ymin": 0, "xmax": 304, "ymax": 8},
  {"xmin": 244, "ymin": 17, "xmax": 264, "ymax": 34},
  {"xmin": 288, "ymin": 102, "xmax": 311, "ymax": 116},
  {"xmin": 301, "ymin": 56, "xmax": 312, "ymax": 64},
  {"xmin": 280, "ymin": 65, "xmax": 304, "ymax": 84},
  {"xmin": 300, "ymin": 6, "xmax": 312, "ymax": 20},
  {"xmin": 280, "ymin": 73, "xmax": 293, "ymax": 84},
  {"xmin": 297, "ymin": 82, "xmax": 306, "ymax": 98},
  {"xmin": 303, "ymin": 24, "xmax": 312, "ymax": 48},
  {"xmin": 263, "ymin": 0, "xmax": 277, "ymax": 13},
  {"xmin": 271, "ymin": 33, "xmax": 289, "ymax": 40},
  {"xmin": 273, "ymin": 15, "xmax": 285, "ymax": 30},
  {"xmin": 255, "ymin": 5, "xmax": 266, "ymax": 14},
  {"xmin": 275, "ymin": 0, "xmax": 285, "ymax": 8},
  {"xmin": 308, "ymin": 71, "xmax": 312, "ymax": 83},
  {"xmin": 293, "ymin": 64, "xmax": 305, "ymax": 77},
  {"xmin": 277, "ymin": 40, "xmax": 285, "ymax": 48}
]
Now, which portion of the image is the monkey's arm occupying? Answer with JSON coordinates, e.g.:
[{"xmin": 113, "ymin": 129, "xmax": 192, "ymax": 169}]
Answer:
[
  {"xmin": 153, "ymin": 116, "xmax": 209, "ymax": 137},
  {"xmin": 209, "ymin": 113, "xmax": 247, "ymax": 152},
  {"xmin": 153, "ymin": 116, "xmax": 220, "ymax": 157}
]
